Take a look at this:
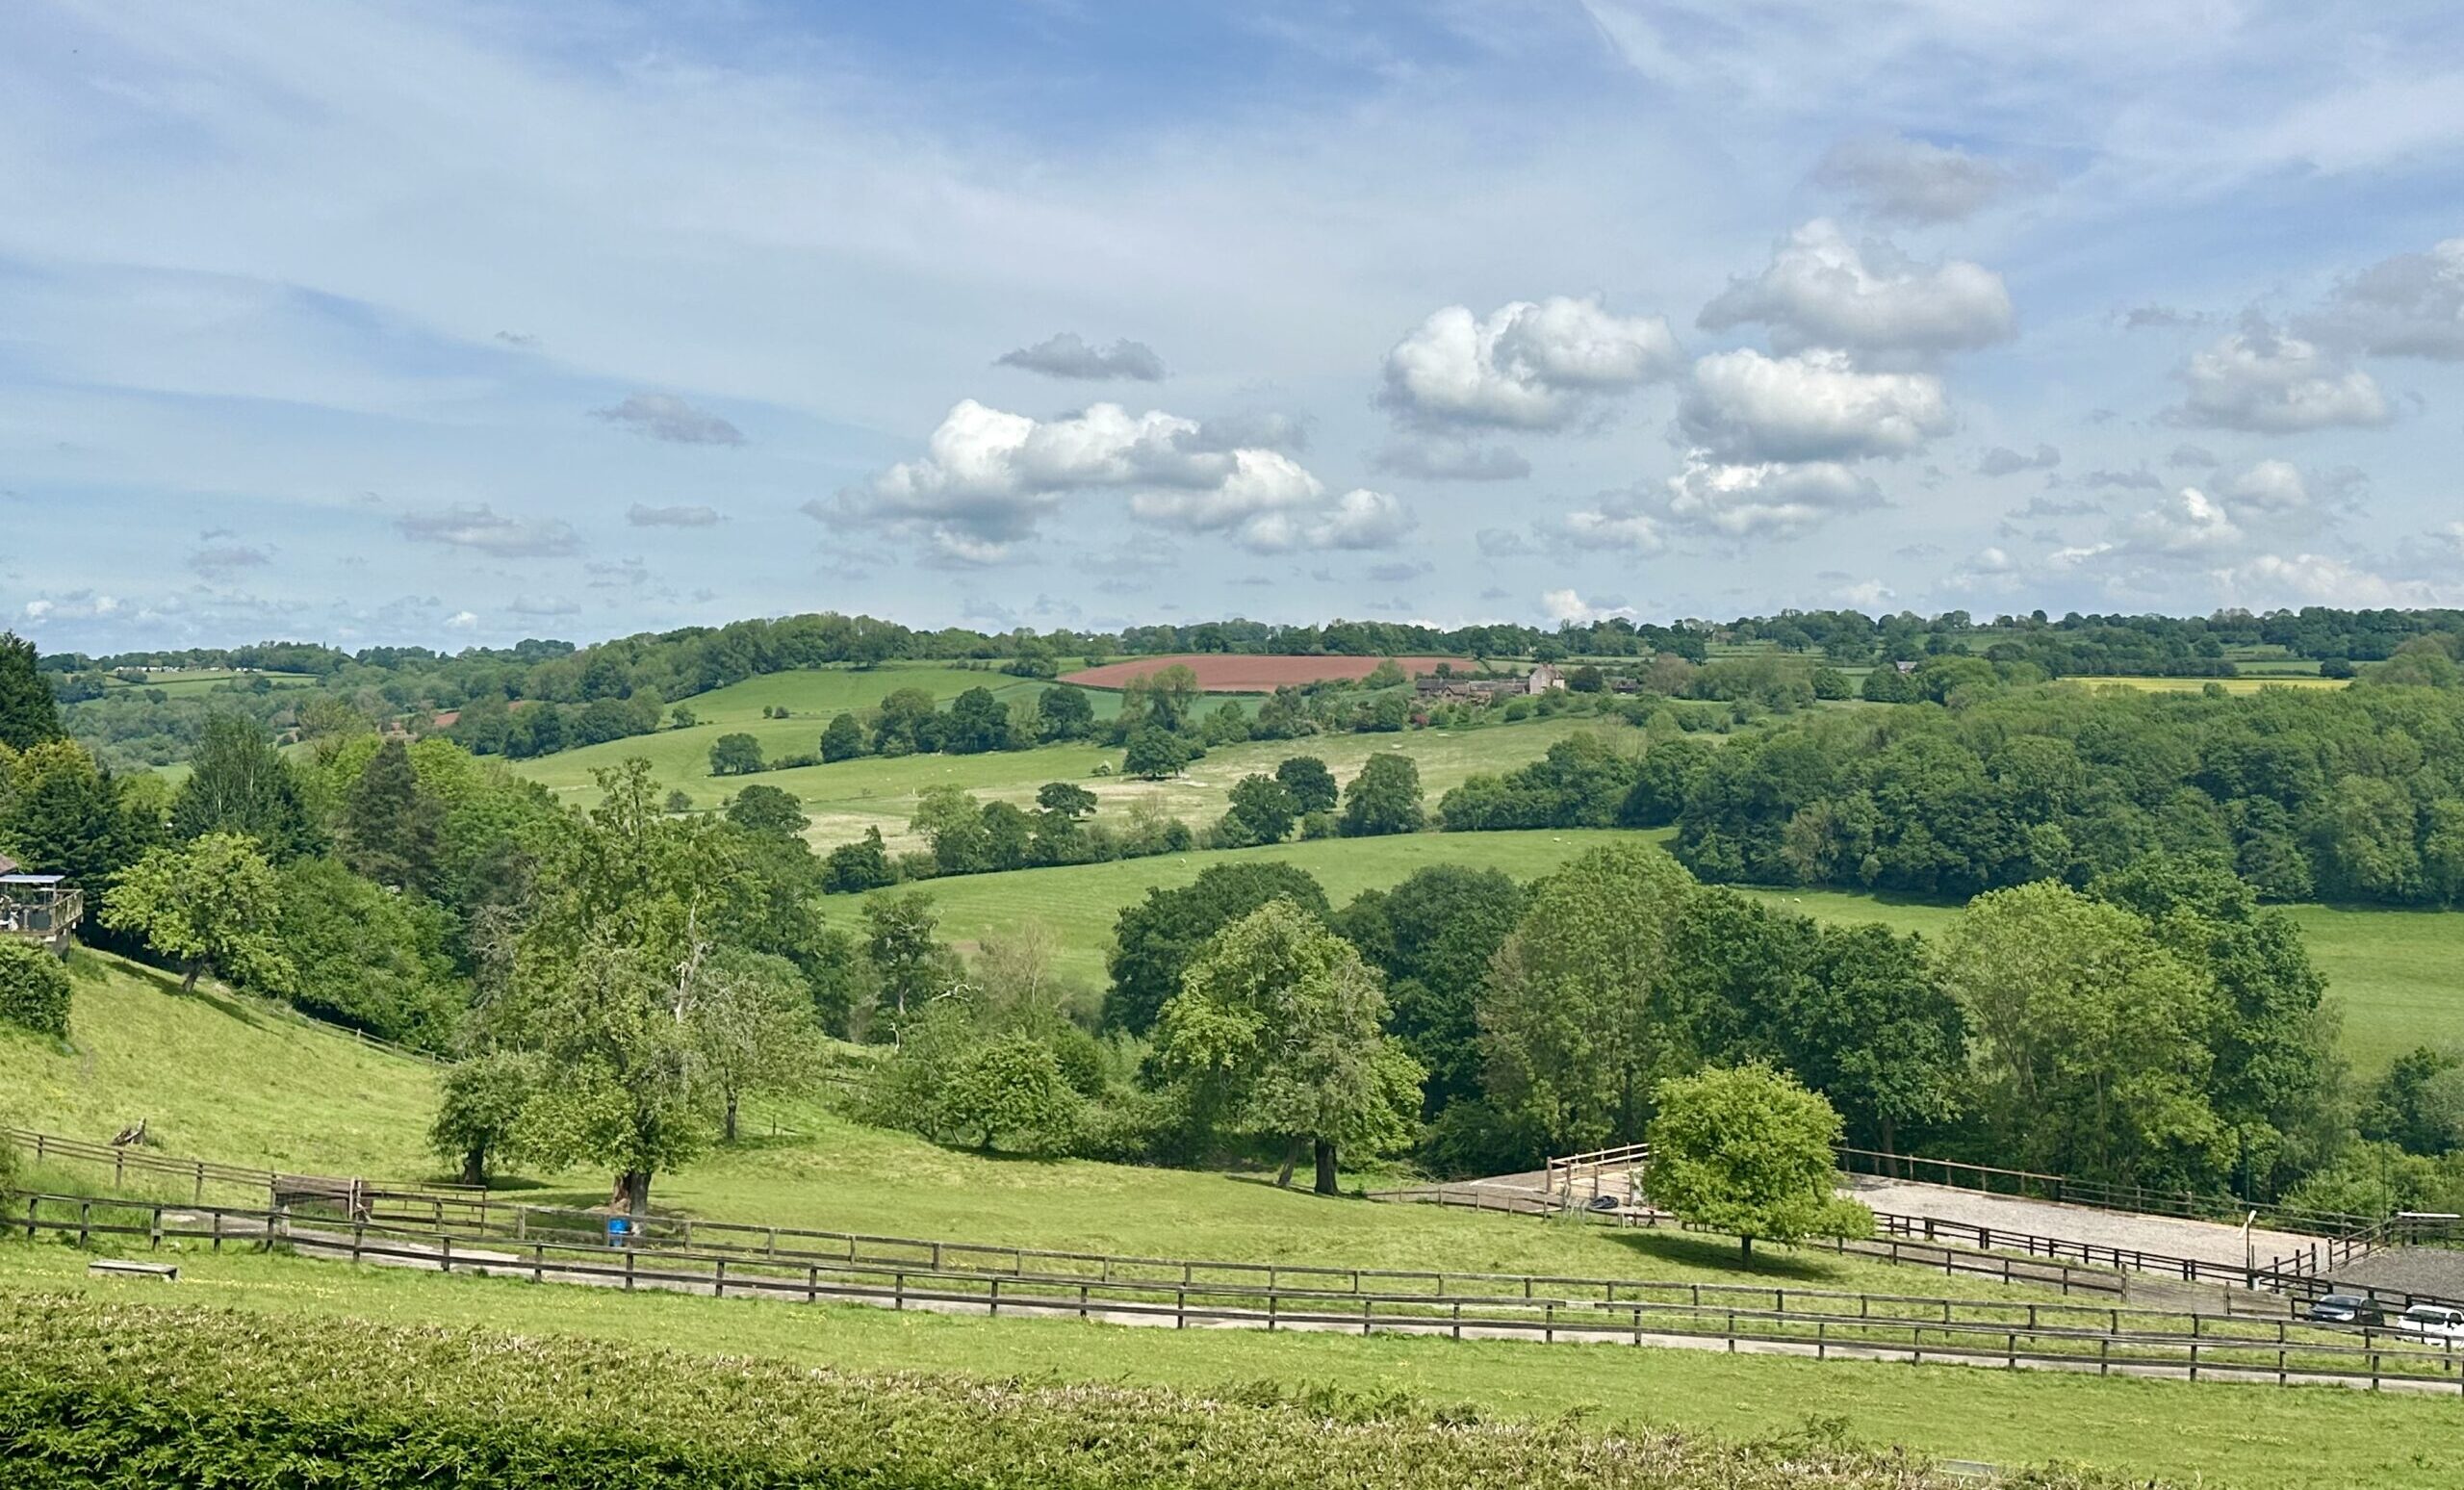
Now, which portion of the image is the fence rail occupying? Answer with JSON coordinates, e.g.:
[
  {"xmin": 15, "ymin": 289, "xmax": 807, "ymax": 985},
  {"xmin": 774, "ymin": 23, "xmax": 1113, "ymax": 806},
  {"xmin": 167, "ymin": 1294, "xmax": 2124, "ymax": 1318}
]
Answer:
[{"xmin": 17, "ymin": 1189, "xmax": 2464, "ymax": 1396}]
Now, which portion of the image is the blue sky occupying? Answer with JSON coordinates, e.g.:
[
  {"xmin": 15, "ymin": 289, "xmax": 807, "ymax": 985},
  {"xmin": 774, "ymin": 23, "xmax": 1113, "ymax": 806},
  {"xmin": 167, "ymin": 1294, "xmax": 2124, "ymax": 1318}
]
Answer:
[{"xmin": 5, "ymin": 0, "xmax": 2463, "ymax": 653}]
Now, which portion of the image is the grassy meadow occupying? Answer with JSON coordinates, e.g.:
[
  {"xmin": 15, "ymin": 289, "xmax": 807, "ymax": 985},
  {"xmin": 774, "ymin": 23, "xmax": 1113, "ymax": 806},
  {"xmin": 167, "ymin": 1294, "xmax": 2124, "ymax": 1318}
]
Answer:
[
  {"xmin": 2059, "ymin": 676, "xmax": 2348, "ymax": 695},
  {"xmin": 518, "ymin": 693, "xmax": 1629, "ymax": 855},
  {"xmin": 5, "ymin": 1245, "xmax": 2458, "ymax": 1488}
]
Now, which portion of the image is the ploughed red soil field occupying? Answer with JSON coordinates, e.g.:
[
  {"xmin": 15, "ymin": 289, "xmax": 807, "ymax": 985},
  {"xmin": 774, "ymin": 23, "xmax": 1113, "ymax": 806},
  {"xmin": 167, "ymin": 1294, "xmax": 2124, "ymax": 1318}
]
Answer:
[{"xmin": 1062, "ymin": 654, "xmax": 1463, "ymax": 691}]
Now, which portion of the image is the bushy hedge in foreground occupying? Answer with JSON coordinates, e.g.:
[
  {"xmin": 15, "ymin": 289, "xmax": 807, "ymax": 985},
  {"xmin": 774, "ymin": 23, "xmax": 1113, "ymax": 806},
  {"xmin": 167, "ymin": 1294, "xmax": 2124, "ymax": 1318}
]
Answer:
[{"xmin": 0, "ymin": 1294, "xmax": 2127, "ymax": 1489}]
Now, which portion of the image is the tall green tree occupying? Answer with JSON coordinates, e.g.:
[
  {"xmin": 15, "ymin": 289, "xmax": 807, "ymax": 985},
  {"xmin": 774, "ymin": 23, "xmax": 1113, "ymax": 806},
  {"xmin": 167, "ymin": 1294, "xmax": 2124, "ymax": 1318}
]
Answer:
[
  {"xmin": 1936, "ymin": 881, "xmax": 2229, "ymax": 1189},
  {"xmin": 692, "ymin": 947, "xmax": 820, "ymax": 1141},
  {"xmin": 0, "ymin": 631, "xmax": 64, "ymax": 751},
  {"xmin": 819, "ymin": 712, "xmax": 867, "ymax": 761},
  {"xmin": 102, "ymin": 831, "xmax": 290, "ymax": 993},
  {"xmin": 339, "ymin": 737, "xmax": 443, "ymax": 892},
  {"xmin": 1477, "ymin": 844, "xmax": 1697, "ymax": 1153},
  {"xmin": 1104, "ymin": 861, "xmax": 1329, "ymax": 1035},
  {"xmin": 1338, "ymin": 754, "xmax": 1424, "ymax": 837},
  {"xmin": 170, "ymin": 714, "xmax": 317, "ymax": 861},
  {"xmin": 2090, "ymin": 853, "xmax": 2338, "ymax": 1195},
  {"xmin": 708, "ymin": 732, "xmax": 765, "ymax": 777},
  {"xmin": 1158, "ymin": 899, "xmax": 1424, "ymax": 1194},
  {"xmin": 428, "ymin": 1051, "xmax": 542, "ymax": 1186},
  {"xmin": 1756, "ymin": 921, "xmax": 1966, "ymax": 1160},
  {"xmin": 861, "ymin": 890, "xmax": 953, "ymax": 1028},
  {"xmin": 1333, "ymin": 865, "xmax": 1523, "ymax": 1115},
  {"xmin": 1274, "ymin": 756, "xmax": 1339, "ymax": 814},
  {"xmin": 725, "ymin": 784, "xmax": 809, "ymax": 838},
  {"xmin": 0, "ymin": 740, "xmax": 157, "ymax": 894},
  {"xmin": 1646, "ymin": 1064, "xmax": 1871, "ymax": 1260},
  {"xmin": 1219, "ymin": 774, "xmax": 1299, "ymax": 846}
]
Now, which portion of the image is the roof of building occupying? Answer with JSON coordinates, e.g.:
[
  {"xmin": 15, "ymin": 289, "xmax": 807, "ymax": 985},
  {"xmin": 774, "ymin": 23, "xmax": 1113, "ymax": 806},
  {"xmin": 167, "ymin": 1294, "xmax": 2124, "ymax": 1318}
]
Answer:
[{"xmin": 0, "ymin": 874, "xmax": 66, "ymax": 886}]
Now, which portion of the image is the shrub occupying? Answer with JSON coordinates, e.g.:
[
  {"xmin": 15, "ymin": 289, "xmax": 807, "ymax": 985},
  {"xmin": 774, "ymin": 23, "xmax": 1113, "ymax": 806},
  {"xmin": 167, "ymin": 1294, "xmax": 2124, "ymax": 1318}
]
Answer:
[
  {"xmin": 0, "ymin": 938, "xmax": 72, "ymax": 1038},
  {"xmin": 0, "ymin": 1295, "xmax": 2035, "ymax": 1490}
]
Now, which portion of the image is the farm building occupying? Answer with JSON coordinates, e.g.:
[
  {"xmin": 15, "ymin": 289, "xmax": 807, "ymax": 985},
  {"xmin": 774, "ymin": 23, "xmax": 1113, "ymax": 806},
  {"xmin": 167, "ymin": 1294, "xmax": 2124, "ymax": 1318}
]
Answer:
[{"xmin": 0, "ymin": 860, "xmax": 82, "ymax": 959}]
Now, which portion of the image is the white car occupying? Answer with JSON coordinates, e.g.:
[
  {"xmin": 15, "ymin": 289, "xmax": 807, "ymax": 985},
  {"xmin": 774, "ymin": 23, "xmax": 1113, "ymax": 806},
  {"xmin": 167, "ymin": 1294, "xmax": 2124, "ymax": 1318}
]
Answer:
[{"xmin": 2393, "ymin": 1304, "xmax": 2464, "ymax": 1341}]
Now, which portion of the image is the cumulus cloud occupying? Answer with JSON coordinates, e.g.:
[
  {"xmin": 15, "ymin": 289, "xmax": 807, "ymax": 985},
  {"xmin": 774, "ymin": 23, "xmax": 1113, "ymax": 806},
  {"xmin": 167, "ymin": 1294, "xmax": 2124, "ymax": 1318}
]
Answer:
[
  {"xmin": 1976, "ymin": 443, "xmax": 2060, "ymax": 476},
  {"xmin": 1379, "ymin": 295, "xmax": 1683, "ymax": 430},
  {"xmin": 445, "ymin": 610, "xmax": 478, "ymax": 630},
  {"xmin": 995, "ymin": 332, "xmax": 1168, "ymax": 381},
  {"xmin": 2168, "ymin": 444, "xmax": 2220, "ymax": 469},
  {"xmin": 1679, "ymin": 348, "xmax": 1952, "ymax": 463},
  {"xmin": 2211, "ymin": 459, "xmax": 2310, "ymax": 514},
  {"xmin": 2119, "ymin": 487, "xmax": 2242, "ymax": 555},
  {"xmin": 1559, "ymin": 499, "xmax": 1666, "ymax": 554},
  {"xmin": 1541, "ymin": 588, "xmax": 1637, "ymax": 625},
  {"xmin": 2169, "ymin": 319, "xmax": 2390, "ymax": 433},
  {"xmin": 2213, "ymin": 553, "xmax": 2451, "ymax": 608},
  {"xmin": 396, "ymin": 503, "xmax": 581, "ymax": 557},
  {"xmin": 1224, "ymin": 488, "xmax": 1417, "ymax": 555},
  {"xmin": 627, "ymin": 502, "xmax": 723, "ymax": 527},
  {"xmin": 190, "ymin": 543, "xmax": 270, "ymax": 577},
  {"xmin": 835, "ymin": 398, "xmax": 1399, "ymax": 560},
  {"xmin": 1698, "ymin": 219, "xmax": 2015, "ymax": 356},
  {"xmin": 593, "ymin": 393, "xmax": 746, "ymax": 446},
  {"xmin": 2079, "ymin": 468, "xmax": 2164, "ymax": 492},
  {"xmin": 1813, "ymin": 134, "xmax": 2016, "ymax": 223},
  {"xmin": 2302, "ymin": 236, "xmax": 2464, "ymax": 360},
  {"xmin": 1373, "ymin": 436, "xmax": 1532, "ymax": 481},
  {"xmin": 1660, "ymin": 452, "xmax": 1885, "ymax": 541}
]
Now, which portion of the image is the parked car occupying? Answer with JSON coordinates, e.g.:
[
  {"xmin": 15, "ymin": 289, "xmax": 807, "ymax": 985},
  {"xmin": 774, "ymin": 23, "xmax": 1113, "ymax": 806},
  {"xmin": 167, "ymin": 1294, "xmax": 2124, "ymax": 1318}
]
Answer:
[
  {"xmin": 2306, "ymin": 1295, "xmax": 2384, "ymax": 1326},
  {"xmin": 2393, "ymin": 1304, "xmax": 2464, "ymax": 1341}
]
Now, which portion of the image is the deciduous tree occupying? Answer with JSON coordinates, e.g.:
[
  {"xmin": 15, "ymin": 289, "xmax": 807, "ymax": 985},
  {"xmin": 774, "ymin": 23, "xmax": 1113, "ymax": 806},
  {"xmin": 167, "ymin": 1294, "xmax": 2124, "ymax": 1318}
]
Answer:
[
  {"xmin": 1646, "ymin": 1064, "xmax": 1870, "ymax": 1259},
  {"xmin": 103, "ymin": 831, "xmax": 290, "ymax": 993},
  {"xmin": 1158, "ymin": 900, "xmax": 1424, "ymax": 1194}
]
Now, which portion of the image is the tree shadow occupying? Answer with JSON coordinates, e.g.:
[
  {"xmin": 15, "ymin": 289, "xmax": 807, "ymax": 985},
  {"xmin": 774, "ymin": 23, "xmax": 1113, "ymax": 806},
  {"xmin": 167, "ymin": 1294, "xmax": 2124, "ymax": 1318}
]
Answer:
[{"xmin": 1596, "ymin": 1225, "xmax": 1851, "ymax": 1282}]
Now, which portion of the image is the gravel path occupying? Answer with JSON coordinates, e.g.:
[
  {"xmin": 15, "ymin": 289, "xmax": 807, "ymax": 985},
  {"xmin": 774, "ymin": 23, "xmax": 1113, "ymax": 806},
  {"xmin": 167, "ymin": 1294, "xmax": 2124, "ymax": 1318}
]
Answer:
[
  {"xmin": 1836, "ymin": 1176, "xmax": 2316, "ymax": 1268},
  {"xmin": 2332, "ymin": 1248, "xmax": 2464, "ymax": 1299}
]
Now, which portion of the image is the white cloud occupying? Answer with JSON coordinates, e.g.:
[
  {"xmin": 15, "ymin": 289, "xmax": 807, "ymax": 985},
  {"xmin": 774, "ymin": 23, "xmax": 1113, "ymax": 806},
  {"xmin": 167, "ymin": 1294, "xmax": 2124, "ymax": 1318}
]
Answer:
[
  {"xmin": 837, "ymin": 398, "xmax": 1407, "ymax": 558},
  {"xmin": 592, "ymin": 393, "xmax": 745, "ymax": 446},
  {"xmin": 1836, "ymin": 578, "xmax": 1894, "ymax": 607},
  {"xmin": 2170, "ymin": 321, "xmax": 2389, "ymax": 433},
  {"xmin": 626, "ymin": 502, "xmax": 724, "ymax": 527},
  {"xmin": 1976, "ymin": 444, "xmax": 2061, "ymax": 476},
  {"xmin": 1698, "ymin": 219, "xmax": 2015, "ymax": 356},
  {"xmin": 1813, "ymin": 135, "xmax": 2017, "ymax": 223},
  {"xmin": 396, "ymin": 504, "xmax": 581, "ymax": 557},
  {"xmin": 1373, "ymin": 436, "xmax": 1531, "ymax": 481},
  {"xmin": 2119, "ymin": 487, "xmax": 2242, "ymax": 555},
  {"xmin": 996, "ymin": 332, "xmax": 1168, "ymax": 381},
  {"xmin": 445, "ymin": 610, "xmax": 479, "ymax": 629},
  {"xmin": 1379, "ymin": 295, "xmax": 1682, "ymax": 430},
  {"xmin": 1540, "ymin": 587, "xmax": 1636, "ymax": 625},
  {"xmin": 2303, "ymin": 236, "xmax": 2464, "ymax": 360},
  {"xmin": 2211, "ymin": 459, "xmax": 2311, "ymax": 514},
  {"xmin": 2211, "ymin": 553, "xmax": 2452, "ymax": 608},
  {"xmin": 1678, "ymin": 348, "xmax": 1952, "ymax": 463},
  {"xmin": 1561, "ymin": 503, "xmax": 1665, "ymax": 553},
  {"xmin": 1660, "ymin": 451, "xmax": 1884, "ymax": 540}
]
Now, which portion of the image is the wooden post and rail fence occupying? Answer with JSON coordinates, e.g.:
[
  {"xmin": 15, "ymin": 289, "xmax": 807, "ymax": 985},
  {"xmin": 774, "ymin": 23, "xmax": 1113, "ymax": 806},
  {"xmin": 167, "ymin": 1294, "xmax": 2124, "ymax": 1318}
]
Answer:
[{"xmin": 14, "ymin": 1186, "xmax": 2464, "ymax": 1396}]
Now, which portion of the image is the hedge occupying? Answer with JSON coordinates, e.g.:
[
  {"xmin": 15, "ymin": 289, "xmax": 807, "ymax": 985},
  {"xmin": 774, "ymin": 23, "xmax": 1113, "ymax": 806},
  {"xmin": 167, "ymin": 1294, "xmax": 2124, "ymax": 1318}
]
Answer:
[
  {"xmin": 0, "ymin": 1294, "xmax": 2129, "ymax": 1488},
  {"xmin": 0, "ymin": 938, "xmax": 70, "ymax": 1038}
]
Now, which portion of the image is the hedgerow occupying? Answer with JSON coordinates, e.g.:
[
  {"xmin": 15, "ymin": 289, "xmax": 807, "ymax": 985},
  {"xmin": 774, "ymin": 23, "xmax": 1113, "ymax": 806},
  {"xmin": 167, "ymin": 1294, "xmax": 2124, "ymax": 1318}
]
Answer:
[
  {"xmin": 0, "ymin": 1294, "xmax": 2132, "ymax": 1488},
  {"xmin": 0, "ymin": 938, "xmax": 71, "ymax": 1038}
]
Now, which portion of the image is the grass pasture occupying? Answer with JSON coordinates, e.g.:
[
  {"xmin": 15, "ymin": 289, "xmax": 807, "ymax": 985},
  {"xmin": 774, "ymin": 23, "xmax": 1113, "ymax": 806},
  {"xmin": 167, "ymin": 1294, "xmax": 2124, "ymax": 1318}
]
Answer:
[
  {"xmin": 2058, "ymin": 675, "xmax": 2348, "ymax": 694},
  {"xmin": 6, "ymin": 1244, "xmax": 2460, "ymax": 1487},
  {"xmin": 0, "ymin": 950, "xmax": 439, "ymax": 1181},
  {"xmin": 522, "ymin": 706, "xmax": 1625, "ymax": 854},
  {"xmin": 96, "ymin": 667, "xmax": 321, "ymax": 697}
]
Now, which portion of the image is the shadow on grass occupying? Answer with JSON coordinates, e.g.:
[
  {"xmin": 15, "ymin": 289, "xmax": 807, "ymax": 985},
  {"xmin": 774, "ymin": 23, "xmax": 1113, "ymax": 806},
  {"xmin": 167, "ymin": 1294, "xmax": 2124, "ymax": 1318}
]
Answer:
[{"xmin": 1596, "ymin": 1226, "xmax": 1850, "ymax": 1282}]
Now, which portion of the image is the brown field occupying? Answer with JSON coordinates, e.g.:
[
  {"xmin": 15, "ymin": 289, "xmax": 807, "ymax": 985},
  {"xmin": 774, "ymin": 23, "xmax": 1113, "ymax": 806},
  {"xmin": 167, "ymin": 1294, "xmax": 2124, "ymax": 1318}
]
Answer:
[{"xmin": 1061, "ymin": 654, "xmax": 1466, "ymax": 691}]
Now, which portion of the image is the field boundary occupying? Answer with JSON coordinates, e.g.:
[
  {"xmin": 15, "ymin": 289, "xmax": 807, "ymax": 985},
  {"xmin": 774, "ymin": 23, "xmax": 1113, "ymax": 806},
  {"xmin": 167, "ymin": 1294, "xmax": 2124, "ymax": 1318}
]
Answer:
[{"xmin": 17, "ymin": 1189, "xmax": 2464, "ymax": 1395}]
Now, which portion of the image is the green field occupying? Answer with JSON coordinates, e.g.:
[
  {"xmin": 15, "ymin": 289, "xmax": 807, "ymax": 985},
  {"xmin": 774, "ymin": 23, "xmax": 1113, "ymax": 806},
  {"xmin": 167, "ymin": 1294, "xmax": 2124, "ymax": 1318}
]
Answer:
[
  {"xmin": 2, "ymin": 949, "xmax": 2061, "ymax": 1300},
  {"xmin": 2059, "ymin": 676, "xmax": 2348, "ymax": 694},
  {"xmin": 894, "ymin": 828, "xmax": 1670, "ymax": 985},
  {"xmin": 518, "ymin": 697, "xmax": 1627, "ymax": 854},
  {"xmin": 96, "ymin": 667, "xmax": 320, "ymax": 697},
  {"xmin": 3, "ymin": 1246, "xmax": 2456, "ymax": 1488}
]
